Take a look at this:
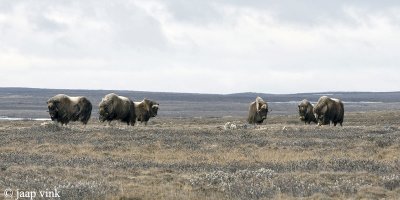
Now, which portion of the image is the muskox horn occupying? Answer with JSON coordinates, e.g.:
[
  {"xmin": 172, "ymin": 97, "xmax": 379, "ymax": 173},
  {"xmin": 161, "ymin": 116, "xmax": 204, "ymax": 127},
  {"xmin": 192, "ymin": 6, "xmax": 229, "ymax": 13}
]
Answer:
[
  {"xmin": 256, "ymin": 97, "xmax": 262, "ymax": 111},
  {"xmin": 261, "ymin": 104, "xmax": 267, "ymax": 109}
]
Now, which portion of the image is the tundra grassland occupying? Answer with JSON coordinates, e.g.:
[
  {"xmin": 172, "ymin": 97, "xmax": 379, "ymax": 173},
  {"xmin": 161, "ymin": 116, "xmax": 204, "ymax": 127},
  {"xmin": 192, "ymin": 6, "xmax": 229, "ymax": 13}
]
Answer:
[{"xmin": 1, "ymin": 111, "xmax": 400, "ymax": 200}]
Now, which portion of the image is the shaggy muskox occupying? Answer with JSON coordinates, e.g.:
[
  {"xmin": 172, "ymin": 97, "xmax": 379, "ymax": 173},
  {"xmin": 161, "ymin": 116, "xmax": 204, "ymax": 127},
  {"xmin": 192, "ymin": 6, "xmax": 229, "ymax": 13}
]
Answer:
[
  {"xmin": 134, "ymin": 99, "xmax": 159, "ymax": 125},
  {"xmin": 298, "ymin": 99, "xmax": 317, "ymax": 124},
  {"xmin": 46, "ymin": 94, "xmax": 92, "ymax": 125},
  {"xmin": 98, "ymin": 93, "xmax": 136, "ymax": 126},
  {"xmin": 313, "ymin": 96, "xmax": 344, "ymax": 126},
  {"xmin": 247, "ymin": 97, "xmax": 269, "ymax": 124}
]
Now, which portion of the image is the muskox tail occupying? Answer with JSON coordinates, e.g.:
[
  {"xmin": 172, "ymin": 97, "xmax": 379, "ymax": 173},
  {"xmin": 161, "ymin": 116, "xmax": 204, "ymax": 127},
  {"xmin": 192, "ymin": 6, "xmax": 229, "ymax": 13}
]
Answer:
[
  {"xmin": 79, "ymin": 99, "xmax": 92, "ymax": 125},
  {"xmin": 338, "ymin": 101, "xmax": 344, "ymax": 126},
  {"xmin": 129, "ymin": 101, "xmax": 136, "ymax": 126}
]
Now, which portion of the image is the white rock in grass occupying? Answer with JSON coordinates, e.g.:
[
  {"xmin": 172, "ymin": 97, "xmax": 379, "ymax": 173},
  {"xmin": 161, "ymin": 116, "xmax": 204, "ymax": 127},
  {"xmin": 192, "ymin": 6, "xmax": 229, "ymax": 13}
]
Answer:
[{"xmin": 224, "ymin": 122, "xmax": 237, "ymax": 130}]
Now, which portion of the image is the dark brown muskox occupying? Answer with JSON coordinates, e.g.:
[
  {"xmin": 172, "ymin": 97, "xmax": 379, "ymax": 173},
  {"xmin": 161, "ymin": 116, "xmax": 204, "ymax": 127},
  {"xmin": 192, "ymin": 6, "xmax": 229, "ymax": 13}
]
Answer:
[
  {"xmin": 134, "ymin": 99, "xmax": 159, "ymax": 125},
  {"xmin": 98, "ymin": 93, "xmax": 136, "ymax": 126},
  {"xmin": 46, "ymin": 94, "xmax": 92, "ymax": 125},
  {"xmin": 247, "ymin": 97, "xmax": 269, "ymax": 124},
  {"xmin": 313, "ymin": 96, "xmax": 344, "ymax": 126},
  {"xmin": 298, "ymin": 99, "xmax": 317, "ymax": 124}
]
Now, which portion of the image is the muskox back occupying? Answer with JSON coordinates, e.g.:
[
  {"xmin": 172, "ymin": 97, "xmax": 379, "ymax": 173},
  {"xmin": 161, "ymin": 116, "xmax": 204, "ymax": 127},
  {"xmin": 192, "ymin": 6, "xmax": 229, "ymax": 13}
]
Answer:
[
  {"xmin": 98, "ymin": 93, "xmax": 136, "ymax": 125},
  {"xmin": 47, "ymin": 94, "xmax": 92, "ymax": 125},
  {"xmin": 314, "ymin": 96, "xmax": 344, "ymax": 126},
  {"xmin": 247, "ymin": 97, "xmax": 269, "ymax": 125},
  {"xmin": 134, "ymin": 99, "xmax": 159, "ymax": 125},
  {"xmin": 298, "ymin": 99, "xmax": 317, "ymax": 124}
]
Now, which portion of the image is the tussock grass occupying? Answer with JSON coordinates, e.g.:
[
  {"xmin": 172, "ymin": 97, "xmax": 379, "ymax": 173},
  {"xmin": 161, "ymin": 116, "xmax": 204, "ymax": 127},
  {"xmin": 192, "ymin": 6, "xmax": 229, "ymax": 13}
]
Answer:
[{"xmin": 1, "ymin": 111, "xmax": 400, "ymax": 199}]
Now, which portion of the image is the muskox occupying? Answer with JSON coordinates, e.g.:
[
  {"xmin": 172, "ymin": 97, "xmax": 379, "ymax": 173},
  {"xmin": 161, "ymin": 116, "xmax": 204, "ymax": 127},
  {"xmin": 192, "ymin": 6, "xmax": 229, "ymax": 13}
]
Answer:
[
  {"xmin": 134, "ymin": 98, "xmax": 159, "ymax": 125},
  {"xmin": 298, "ymin": 99, "xmax": 317, "ymax": 124},
  {"xmin": 313, "ymin": 96, "xmax": 344, "ymax": 126},
  {"xmin": 46, "ymin": 94, "xmax": 92, "ymax": 125},
  {"xmin": 247, "ymin": 97, "xmax": 269, "ymax": 124},
  {"xmin": 98, "ymin": 93, "xmax": 136, "ymax": 126}
]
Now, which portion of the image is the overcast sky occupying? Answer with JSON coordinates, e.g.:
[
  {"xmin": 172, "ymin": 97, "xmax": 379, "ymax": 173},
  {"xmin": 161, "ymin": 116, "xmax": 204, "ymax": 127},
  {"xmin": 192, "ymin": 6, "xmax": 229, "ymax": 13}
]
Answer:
[{"xmin": 0, "ymin": 0, "xmax": 399, "ymax": 94}]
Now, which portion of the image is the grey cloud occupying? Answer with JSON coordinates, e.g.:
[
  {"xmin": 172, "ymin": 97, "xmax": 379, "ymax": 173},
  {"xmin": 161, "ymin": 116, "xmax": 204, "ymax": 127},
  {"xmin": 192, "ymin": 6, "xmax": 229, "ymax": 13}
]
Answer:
[
  {"xmin": 0, "ymin": 0, "xmax": 169, "ymax": 60},
  {"xmin": 1, "ymin": 0, "xmax": 400, "ymax": 93},
  {"xmin": 104, "ymin": 1, "xmax": 168, "ymax": 50},
  {"xmin": 163, "ymin": 0, "xmax": 223, "ymax": 24},
  {"xmin": 162, "ymin": 0, "xmax": 400, "ymax": 26},
  {"xmin": 31, "ymin": 14, "xmax": 68, "ymax": 32}
]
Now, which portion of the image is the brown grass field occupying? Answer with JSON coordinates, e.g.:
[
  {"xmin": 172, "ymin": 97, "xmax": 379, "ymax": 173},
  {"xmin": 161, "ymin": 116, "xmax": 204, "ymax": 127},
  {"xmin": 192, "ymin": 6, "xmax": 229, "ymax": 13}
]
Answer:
[{"xmin": 1, "ymin": 111, "xmax": 400, "ymax": 200}]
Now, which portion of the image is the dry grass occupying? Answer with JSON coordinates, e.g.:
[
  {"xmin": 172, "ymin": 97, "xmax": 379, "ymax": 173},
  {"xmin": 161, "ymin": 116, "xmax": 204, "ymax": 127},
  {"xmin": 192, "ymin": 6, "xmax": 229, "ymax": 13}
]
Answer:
[{"xmin": 1, "ymin": 111, "xmax": 400, "ymax": 199}]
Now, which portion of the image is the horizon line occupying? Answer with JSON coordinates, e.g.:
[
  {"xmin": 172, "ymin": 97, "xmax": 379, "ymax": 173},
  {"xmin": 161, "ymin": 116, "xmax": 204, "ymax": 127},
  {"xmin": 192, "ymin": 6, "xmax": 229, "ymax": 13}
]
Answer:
[{"xmin": 1, "ymin": 86, "xmax": 399, "ymax": 96}]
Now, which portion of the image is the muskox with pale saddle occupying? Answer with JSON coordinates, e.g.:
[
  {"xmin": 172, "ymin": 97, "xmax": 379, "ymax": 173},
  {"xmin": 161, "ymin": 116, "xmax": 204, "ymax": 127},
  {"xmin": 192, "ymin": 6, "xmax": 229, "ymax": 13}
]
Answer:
[
  {"xmin": 46, "ymin": 94, "xmax": 92, "ymax": 125},
  {"xmin": 247, "ymin": 97, "xmax": 269, "ymax": 124},
  {"xmin": 298, "ymin": 99, "xmax": 317, "ymax": 124},
  {"xmin": 98, "ymin": 93, "xmax": 136, "ymax": 126},
  {"xmin": 313, "ymin": 96, "xmax": 344, "ymax": 126},
  {"xmin": 134, "ymin": 99, "xmax": 159, "ymax": 125}
]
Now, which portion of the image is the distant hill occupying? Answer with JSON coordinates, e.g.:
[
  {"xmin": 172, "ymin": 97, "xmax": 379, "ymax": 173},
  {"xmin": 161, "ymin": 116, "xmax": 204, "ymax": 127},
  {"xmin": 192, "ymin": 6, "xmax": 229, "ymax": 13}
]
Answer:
[
  {"xmin": 2, "ymin": 87, "xmax": 399, "ymax": 102},
  {"xmin": 0, "ymin": 87, "xmax": 399, "ymax": 119},
  {"xmin": 227, "ymin": 91, "xmax": 400, "ymax": 102}
]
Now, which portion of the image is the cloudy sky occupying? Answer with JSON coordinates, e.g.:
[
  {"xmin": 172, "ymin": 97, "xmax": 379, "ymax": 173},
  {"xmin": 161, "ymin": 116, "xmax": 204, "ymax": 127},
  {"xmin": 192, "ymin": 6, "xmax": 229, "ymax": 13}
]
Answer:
[{"xmin": 0, "ymin": 0, "xmax": 399, "ymax": 94}]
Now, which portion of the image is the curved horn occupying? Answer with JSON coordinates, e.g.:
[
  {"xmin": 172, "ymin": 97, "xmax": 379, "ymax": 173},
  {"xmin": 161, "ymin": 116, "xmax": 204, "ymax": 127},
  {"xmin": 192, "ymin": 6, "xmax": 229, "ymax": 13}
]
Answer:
[{"xmin": 256, "ymin": 97, "xmax": 262, "ymax": 111}]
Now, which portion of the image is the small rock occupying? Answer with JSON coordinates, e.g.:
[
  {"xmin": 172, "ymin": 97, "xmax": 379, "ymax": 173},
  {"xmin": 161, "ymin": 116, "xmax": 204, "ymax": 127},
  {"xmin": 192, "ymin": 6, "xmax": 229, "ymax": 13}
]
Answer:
[{"xmin": 224, "ymin": 122, "xmax": 237, "ymax": 130}]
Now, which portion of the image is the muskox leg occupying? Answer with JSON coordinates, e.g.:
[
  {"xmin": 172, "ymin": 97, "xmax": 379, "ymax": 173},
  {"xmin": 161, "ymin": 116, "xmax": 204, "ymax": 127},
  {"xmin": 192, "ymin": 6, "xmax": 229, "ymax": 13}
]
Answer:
[{"xmin": 132, "ymin": 120, "xmax": 136, "ymax": 126}]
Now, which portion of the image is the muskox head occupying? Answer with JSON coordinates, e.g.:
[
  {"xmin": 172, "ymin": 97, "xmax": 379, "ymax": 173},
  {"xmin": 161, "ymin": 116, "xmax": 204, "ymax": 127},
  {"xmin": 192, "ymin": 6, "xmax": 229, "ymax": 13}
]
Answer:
[
  {"xmin": 141, "ymin": 99, "xmax": 159, "ymax": 118},
  {"xmin": 98, "ymin": 96, "xmax": 112, "ymax": 122},
  {"xmin": 313, "ymin": 105, "xmax": 326, "ymax": 125},
  {"xmin": 298, "ymin": 105, "xmax": 306, "ymax": 121},
  {"xmin": 298, "ymin": 100, "xmax": 311, "ymax": 120},
  {"xmin": 98, "ymin": 105, "xmax": 108, "ymax": 122},
  {"xmin": 256, "ymin": 100, "xmax": 268, "ymax": 121},
  {"xmin": 46, "ymin": 100, "xmax": 58, "ymax": 121},
  {"xmin": 150, "ymin": 103, "xmax": 159, "ymax": 117},
  {"xmin": 298, "ymin": 99, "xmax": 317, "ymax": 124}
]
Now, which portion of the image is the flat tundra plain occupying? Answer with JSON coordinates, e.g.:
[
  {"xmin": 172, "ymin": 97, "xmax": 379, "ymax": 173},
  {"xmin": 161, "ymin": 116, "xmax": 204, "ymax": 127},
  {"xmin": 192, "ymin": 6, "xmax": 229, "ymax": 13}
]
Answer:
[{"xmin": 1, "ymin": 111, "xmax": 400, "ymax": 199}]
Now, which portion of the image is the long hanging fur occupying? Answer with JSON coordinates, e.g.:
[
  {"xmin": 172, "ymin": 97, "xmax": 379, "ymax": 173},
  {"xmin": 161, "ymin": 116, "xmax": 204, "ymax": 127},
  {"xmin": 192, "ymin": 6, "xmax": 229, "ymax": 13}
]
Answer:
[
  {"xmin": 98, "ymin": 93, "xmax": 136, "ymax": 126},
  {"xmin": 134, "ymin": 98, "xmax": 159, "ymax": 125},
  {"xmin": 247, "ymin": 96, "xmax": 269, "ymax": 124},
  {"xmin": 298, "ymin": 99, "xmax": 317, "ymax": 124},
  {"xmin": 46, "ymin": 94, "xmax": 92, "ymax": 125},
  {"xmin": 313, "ymin": 96, "xmax": 344, "ymax": 126}
]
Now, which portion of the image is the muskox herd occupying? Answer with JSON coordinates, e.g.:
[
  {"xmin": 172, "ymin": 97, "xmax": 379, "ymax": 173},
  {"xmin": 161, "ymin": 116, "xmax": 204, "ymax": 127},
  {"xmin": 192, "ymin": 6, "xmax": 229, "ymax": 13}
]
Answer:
[
  {"xmin": 247, "ymin": 96, "xmax": 344, "ymax": 126},
  {"xmin": 47, "ymin": 93, "xmax": 343, "ymax": 127},
  {"xmin": 46, "ymin": 93, "xmax": 159, "ymax": 126}
]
